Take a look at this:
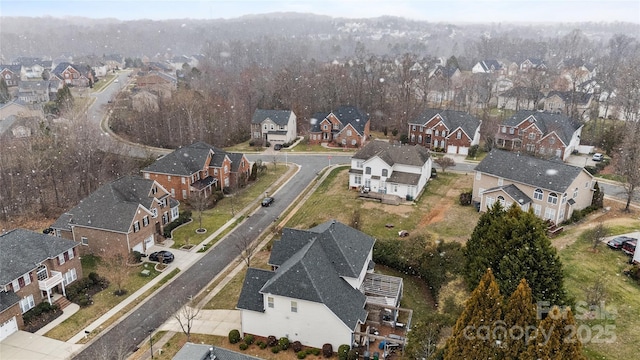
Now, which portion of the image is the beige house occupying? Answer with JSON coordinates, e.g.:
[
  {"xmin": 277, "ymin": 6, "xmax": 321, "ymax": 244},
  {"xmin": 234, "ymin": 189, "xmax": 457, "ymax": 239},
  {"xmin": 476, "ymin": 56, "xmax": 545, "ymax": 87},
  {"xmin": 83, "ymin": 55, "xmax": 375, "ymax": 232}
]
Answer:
[{"xmin": 472, "ymin": 150, "xmax": 594, "ymax": 224}]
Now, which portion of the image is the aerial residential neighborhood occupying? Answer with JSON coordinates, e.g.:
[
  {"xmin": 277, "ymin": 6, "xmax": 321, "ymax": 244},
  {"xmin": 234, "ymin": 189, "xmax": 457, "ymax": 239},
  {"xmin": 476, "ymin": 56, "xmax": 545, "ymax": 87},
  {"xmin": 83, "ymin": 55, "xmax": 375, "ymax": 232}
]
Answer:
[{"xmin": 0, "ymin": 4, "xmax": 639, "ymax": 360}]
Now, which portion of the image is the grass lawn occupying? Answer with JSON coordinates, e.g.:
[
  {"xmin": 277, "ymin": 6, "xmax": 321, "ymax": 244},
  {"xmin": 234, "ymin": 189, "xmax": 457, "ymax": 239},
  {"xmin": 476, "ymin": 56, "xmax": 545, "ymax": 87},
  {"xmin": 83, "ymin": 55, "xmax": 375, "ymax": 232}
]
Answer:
[
  {"xmin": 91, "ymin": 74, "xmax": 118, "ymax": 92},
  {"xmin": 45, "ymin": 258, "xmax": 163, "ymax": 341},
  {"xmin": 557, "ymin": 217, "xmax": 640, "ymax": 360},
  {"xmin": 171, "ymin": 165, "xmax": 289, "ymax": 249}
]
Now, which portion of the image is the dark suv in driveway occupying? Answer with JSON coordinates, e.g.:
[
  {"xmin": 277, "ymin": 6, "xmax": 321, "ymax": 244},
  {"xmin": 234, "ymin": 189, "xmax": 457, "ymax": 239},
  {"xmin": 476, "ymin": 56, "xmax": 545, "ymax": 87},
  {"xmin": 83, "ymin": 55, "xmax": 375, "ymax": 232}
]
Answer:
[{"xmin": 607, "ymin": 236, "xmax": 636, "ymax": 250}]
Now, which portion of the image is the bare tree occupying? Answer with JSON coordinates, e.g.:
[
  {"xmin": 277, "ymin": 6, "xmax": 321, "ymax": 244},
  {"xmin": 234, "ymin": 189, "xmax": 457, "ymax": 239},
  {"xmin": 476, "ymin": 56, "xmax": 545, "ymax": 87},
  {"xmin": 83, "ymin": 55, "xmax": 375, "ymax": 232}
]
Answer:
[
  {"xmin": 434, "ymin": 156, "xmax": 456, "ymax": 173},
  {"xmin": 98, "ymin": 247, "xmax": 132, "ymax": 296},
  {"xmin": 615, "ymin": 120, "xmax": 640, "ymax": 212},
  {"xmin": 174, "ymin": 297, "xmax": 201, "ymax": 342},
  {"xmin": 191, "ymin": 191, "xmax": 208, "ymax": 232},
  {"xmin": 588, "ymin": 222, "xmax": 609, "ymax": 250},
  {"xmin": 236, "ymin": 233, "xmax": 259, "ymax": 268}
]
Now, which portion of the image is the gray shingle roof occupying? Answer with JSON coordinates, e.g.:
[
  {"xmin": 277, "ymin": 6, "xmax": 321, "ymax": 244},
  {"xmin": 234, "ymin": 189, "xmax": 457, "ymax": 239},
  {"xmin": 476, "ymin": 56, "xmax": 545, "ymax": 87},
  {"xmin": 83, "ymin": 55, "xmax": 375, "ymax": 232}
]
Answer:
[
  {"xmin": 387, "ymin": 171, "xmax": 421, "ymax": 186},
  {"xmin": 0, "ymin": 229, "xmax": 78, "ymax": 285},
  {"xmin": 409, "ymin": 109, "xmax": 480, "ymax": 141},
  {"xmin": 251, "ymin": 109, "xmax": 293, "ymax": 126},
  {"xmin": 142, "ymin": 142, "xmax": 244, "ymax": 175},
  {"xmin": 475, "ymin": 149, "xmax": 586, "ymax": 193},
  {"xmin": 545, "ymin": 91, "xmax": 592, "ymax": 105},
  {"xmin": 483, "ymin": 184, "xmax": 532, "ymax": 205},
  {"xmin": 0, "ymin": 290, "xmax": 20, "ymax": 312},
  {"xmin": 352, "ymin": 140, "xmax": 430, "ymax": 168},
  {"xmin": 477, "ymin": 60, "xmax": 502, "ymax": 71},
  {"xmin": 51, "ymin": 176, "xmax": 157, "ymax": 233},
  {"xmin": 503, "ymin": 110, "xmax": 581, "ymax": 145},
  {"xmin": 173, "ymin": 343, "xmax": 263, "ymax": 360},
  {"xmin": 499, "ymin": 86, "xmax": 542, "ymax": 100},
  {"xmin": 239, "ymin": 221, "xmax": 372, "ymax": 329},
  {"xmin": 309, "ymin": 106, "xmax": 368, "ymax": 135}
]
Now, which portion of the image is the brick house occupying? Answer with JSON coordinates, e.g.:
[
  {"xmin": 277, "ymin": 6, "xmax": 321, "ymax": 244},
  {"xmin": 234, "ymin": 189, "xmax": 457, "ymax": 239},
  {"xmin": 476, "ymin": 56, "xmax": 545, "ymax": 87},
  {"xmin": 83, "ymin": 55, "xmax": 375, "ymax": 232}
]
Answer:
[
  {"xmin": 494, "ymin": 110, "xmax": 583, "ymax": 161},
  {"xmin": 51, "ymin": 176, "xmax": 179, "ymax": 255},
  {"xmin": 141, "ymin": 142, "xmax": 251, "ymax": 201},
  {"xmin": 51, "ymin": 62, "xmax": 93, "ymax": 87},
  {"xmin": 472, "ymin": 149, "xmax": 594, "ymax": 225},
  {"xmin": 0, "ymin": 65, "xmax": 22, "ymax": 87},
  {"xmin": 0, "ymin": 229, "xmax": 82, "ymax": 341},
  {"xmin": 308, "ymin": 106, "xmax": 370, "ymax": 148},
  {"xmin": 407, "ymin": 109, "xmax": 481, "ymax": 155}
]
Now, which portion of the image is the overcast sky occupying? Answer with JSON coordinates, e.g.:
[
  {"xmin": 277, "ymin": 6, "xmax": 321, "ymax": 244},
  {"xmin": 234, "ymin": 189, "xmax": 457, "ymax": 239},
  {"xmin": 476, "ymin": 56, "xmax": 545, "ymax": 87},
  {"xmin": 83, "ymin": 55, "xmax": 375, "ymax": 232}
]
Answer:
[{"xmin": 1, "ymin": 0, "xmax": 639, "ymax": 23}]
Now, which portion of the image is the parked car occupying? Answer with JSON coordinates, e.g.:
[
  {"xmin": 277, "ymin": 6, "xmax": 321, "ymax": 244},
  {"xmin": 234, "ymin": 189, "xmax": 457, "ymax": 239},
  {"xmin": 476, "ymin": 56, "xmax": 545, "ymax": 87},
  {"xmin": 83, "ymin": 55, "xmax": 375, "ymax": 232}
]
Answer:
[
  {"xmin": 622, "ymin": 239, "xmax": 637, "ymax": 256},
  {"xmin": 607, "ymin": 236, "xmax": 636, "ymax": 250},
  {"xmin": 261, "ymin": 197, "xmax": 274, "ymax": 207},
  {"xmin": 274, "ymin": 144, "xmax": 282, "ymax": 151},
  {"xmin": 148, "ymin": 250, "xmax": 174, "ymax": 263},
  {"xmin": 592, "ymin": 153, "xmax": 604, "ymax": 161}
]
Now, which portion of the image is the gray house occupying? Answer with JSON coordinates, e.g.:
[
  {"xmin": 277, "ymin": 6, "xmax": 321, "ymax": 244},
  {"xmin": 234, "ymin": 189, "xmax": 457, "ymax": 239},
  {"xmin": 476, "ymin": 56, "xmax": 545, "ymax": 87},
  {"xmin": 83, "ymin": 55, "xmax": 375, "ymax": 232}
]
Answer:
[{"xmin": 250, "ymin": 109, "xmax": 297, "ymax": 146}]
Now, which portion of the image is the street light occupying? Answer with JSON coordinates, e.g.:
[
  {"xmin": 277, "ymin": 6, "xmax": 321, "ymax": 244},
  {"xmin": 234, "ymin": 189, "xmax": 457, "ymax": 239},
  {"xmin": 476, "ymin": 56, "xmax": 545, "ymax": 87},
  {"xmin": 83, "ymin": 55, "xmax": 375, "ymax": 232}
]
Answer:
[{"xmin": 149, "ymin": 329, "xmax": 154, "ymax": 359}]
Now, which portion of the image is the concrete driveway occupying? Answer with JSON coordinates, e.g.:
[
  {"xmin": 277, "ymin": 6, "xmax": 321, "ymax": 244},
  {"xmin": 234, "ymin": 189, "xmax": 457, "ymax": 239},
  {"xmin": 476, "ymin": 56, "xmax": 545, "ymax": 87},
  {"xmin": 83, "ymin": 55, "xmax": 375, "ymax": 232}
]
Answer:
[
  {"xmin": 158, "ymin": 309, "xmax": 240, "ymax": 336},
  {"xmin": 0, "ymin": 331, "xmax": 82, "ymax": 360}
]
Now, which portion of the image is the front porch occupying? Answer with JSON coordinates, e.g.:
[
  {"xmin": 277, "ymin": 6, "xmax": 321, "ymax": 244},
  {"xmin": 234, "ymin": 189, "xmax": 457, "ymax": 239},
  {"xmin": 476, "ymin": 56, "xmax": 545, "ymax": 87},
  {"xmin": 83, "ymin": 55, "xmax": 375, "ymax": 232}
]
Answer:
[{"xmin": 38, "ymin": 271, "xmax": 66, "ymax": 305}]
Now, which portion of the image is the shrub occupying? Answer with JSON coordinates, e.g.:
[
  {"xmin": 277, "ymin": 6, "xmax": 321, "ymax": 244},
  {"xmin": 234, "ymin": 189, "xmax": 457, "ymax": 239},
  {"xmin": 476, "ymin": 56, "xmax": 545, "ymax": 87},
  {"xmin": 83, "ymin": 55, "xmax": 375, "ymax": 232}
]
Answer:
[
  {"xmin": 23, "ymin": 302, "xmax": 59, "ymax": 324},
  {"xmin": 163, "ymin": 210, "xmax": 192, "ymax": 237},
  {"xmin": 239, "ymin": 343, "xmax": 248, "ymax": 351},
  {"xmin": 347, "ymin": 349, "xmax": 359, "ymax": 360},
  {"xmin": 338, "ymin": 344, "xmax": 350, "ymax": 360},
  {"xmin": 311, "ymin": 348, "xmax": 321, "ymax": 356},
  {"xmin": 259, "ymin": 342, "xmax": 268, "ymax": 349},
  {"xmin": 278, "ymin": 337, "xmax": 290, "ymax": 350},
  {"xmin": 459, "ymin": 191, "xmax": 472, "ymax": 206},
  {"xmin": 228, "ymin": 329, "xmax": 241, "ymax": 344},
  {"xmin": 322, "ymin": 344, "xmax": 333, "ymax": 358},
  {"xmin": 66, "ymin": 272, "xmax": 109, "ymax": 306},
  {"xmin": 297, "ymin": 351, "xmax": 307, "ymax": 359},
  {"xmin": 267, "ymin": 335, "xmax": 278, "ymax": 347},
  {"xmin": 130, "ymin": 250, "xmax": 143, "ymax": 263},
  {"xmin": 292, "ymin": 341, "xmax": 303, "ymax": 352},
  {"xmin": 468, "ymin": 144, "xmax": 480, "ymax": 158},
  {"xmin": 244, "ymin": 334, "xmax": 254, "ymax": 345},
  {"xmin": 271, "ymin": 345, "xmax": 281, "ymax": 353}
]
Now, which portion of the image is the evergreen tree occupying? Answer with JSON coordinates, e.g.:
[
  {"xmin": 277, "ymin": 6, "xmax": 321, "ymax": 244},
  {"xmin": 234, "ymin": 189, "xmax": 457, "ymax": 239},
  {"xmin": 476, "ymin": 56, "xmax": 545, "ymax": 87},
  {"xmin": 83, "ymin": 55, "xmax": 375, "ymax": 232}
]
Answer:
[
  {"xmin": 527, "ymin": 306, "xmax": 586, "ymax": 360},
  {"xmin": 0, "ymin": 78, "xmax": 10, "ymax": 103},
  {"xmin": 465, "ymin": 203, "xmax": 567, "ymax": 304},
  {"xmin": 592, "ymin": 181, "xmax": 604, "ymax": 209},
  {"xmin": 502, "ymin": 278, "xmax": 537, "ymax": 360},
  {"xmin": 444, "ymin": 268, "xmax": 504, "ymax": 360}
]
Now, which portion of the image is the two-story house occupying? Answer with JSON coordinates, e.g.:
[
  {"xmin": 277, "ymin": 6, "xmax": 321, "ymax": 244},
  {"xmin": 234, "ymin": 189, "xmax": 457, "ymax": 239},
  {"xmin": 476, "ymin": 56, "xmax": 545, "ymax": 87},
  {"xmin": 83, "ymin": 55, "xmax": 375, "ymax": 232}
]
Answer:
[
  {"xmin": 17, "ymin": 80, "xmax": 51, "ymax": 103},
  {"xmin": 497, "ymin": 86, "xmax": 543, "ymax": 111},
  {"xmin": 250, "ymin": 109, "xmax": 297, "ymax": 146},
  {"xmin": 349, "ymin": 140, "xmax": 432, "ymax": 200},
  {"xmin": 237, "ymin": 220, "xmax": 404, "ymax": 350},
  {"xmin": 51, "ymin": 176, "xmax": 179, "ymax": 255},
  {"xmin": 408, "ymin": 109, "xmax": 481, "ymax": 155},
  {"xmin": 472, "ymin": 60, "xmax": 504, "ymax": 74},
  {"xmin": 519, "ymin": 58, "xmax": 547, "ymax": 73},
  {"xmin": 51, "ymin": 62, "xmax": 93, "ymax": 87},
  {"xmin": 494, "ymin": 110, "xmax": 583, "ymax": 161},
  {"xmin": 0, "ymin": 229, "xmax": 82, "ymax": 340},
  {"xmin": 141, "ymin": 142, "xmax": 251, "ymax": 200},
  {"xmin": 135, "ymin": 71, "xmax": 177, "ymax": 98},
  {"xmin": 540, "ymin": 91, "xmax": 592, "ymax": 120},
  {"xmin": 472, "ymin": 149, "xmax": 594, "ymax": 224},
  {"xmin": 0, "ymin": 65, "xmax": 22, "ymax": 87},
  {"xmin": 308, "ymin": 105, "xmax": 370, "ymax": 148}
]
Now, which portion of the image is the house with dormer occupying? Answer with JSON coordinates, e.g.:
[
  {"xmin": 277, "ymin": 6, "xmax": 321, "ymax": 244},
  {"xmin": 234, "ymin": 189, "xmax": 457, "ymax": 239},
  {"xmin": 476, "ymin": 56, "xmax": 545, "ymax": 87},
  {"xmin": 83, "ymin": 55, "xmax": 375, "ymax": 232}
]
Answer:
[
  {"xmin": 520, "ymin": 58, "xmax": 547, "ymax": 73},
  {"xmin": 349, "ymin": 140, "xmax": 432, "ymax": 200},
  {"xmin": 494, "ymin": 110, "xmax": 582, "ymax": 161},
  {"xmin": 309, "ymin": 106, "xmax": 370, "ymax": 148},
  {"xmin": 250, "ymin": 109, "xmax": 297, "ymax": 146},
  {"xmin": 141, "ymin": 142, "xmax": 251, "ymax": 200},
  {"xmin": 237, "ymin": 220, "xmax": 404, "ymax": 350},
  {"xmin": 408, "ymin": 109, "xmax": 481, "ymax": 155},
  {"xmin": 540, "ymin": 91, "xmax": 592, "ymax": 120},
  {"xmin": 51, "ymin": 62, "xmax": 93, "ymax": 87},
  {"xmin": 472, "ymin": 150, "xmax": 594, "ymax": 224},
  {"xmin": 0, "ymin": 229, "xmax": 82, "ymax": 341},
  {"xmin": 51, "ymin": 176, "xmax": 179, "ymax": 255},
  {"xmin": 0, "ymin": 65, "xmax": 22, "ymax": 87}
]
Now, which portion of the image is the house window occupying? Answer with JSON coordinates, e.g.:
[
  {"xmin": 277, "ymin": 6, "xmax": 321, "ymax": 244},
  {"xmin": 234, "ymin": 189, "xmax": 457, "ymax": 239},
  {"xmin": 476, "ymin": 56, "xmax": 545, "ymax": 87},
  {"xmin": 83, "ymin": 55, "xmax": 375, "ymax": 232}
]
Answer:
[
  {"xmin": 426, "ymin": 129, "xmax": 432, "ymax": 134},
  {"xmin": 37, "ymin": 265, "xmax": 48, "ymax": 281},
  {"xmin": 270, "ymin": 124, "xmax": 274, "ymax": 130},
  {"xmin": 418, "ymin": 135, "xmax": 422, "ymax": 143},
  {"xmin": 549, "ymin": 137, "xmax": 555, "ymax": 145},
  {"xmin": 342, "ymin": 138, "xmax": 346, "ymax": 145},
  {"xmin": 347, "ymin": 130, "xmax": 352, "ymax": 136},
  {"xmin": 562, "ymin": 193, "xmax": 567, "ymax": 204},
  {"xmin": 356, "ymin": 161, "xmax": 363, "ymax": 168},
  {"xmin": 585, "ymin": 181, "xmax": 590, "ymax": 188},
  {"xmin": 382, "ymin": 169, "xmax": 388, "ymax": 177},
  {"xmin": 544, "ymin": 207, "xmax": 556, "ymax": 220},
  {"xmin": 291, "ymin": 301, "xmax": 298, "ymax": 313},
  {"xmin": 475, "ymin": 172, "xmax": 481, "ymax": 180},
  {"xmin": 486, "ymin": 196, "xmax": 495, "ymax": 208},
  {"xmin": 354, "ymin": 175, "xmax": 361, "ymax": 185},
  {"xmin": 533, "ymin": 204, "xmax": 542, "ymax": 216},
  {"xmin": 162, "ymin": 212, "xmax": 169, "ymax": 225},
  {"xmin": 152, "ymin": 208, "xmax": 158, "ymax": 218},
  {"xmin": 528, "ymin": 133, "xmax": 536, "ymax": 140},
  {"xmin": 224, "ymin": 165, "xmax": 229, "ymax": 174},
  {"xmin": 171, "ymin": 207, "xmax": 179, "ymax": 220},
  {"xmin": 498, "ymin": 178, "xmax": 503, "ymax": 186},
  {"xmin": 412, "ymin": 125, "xmax": 416, "ymax": 131},
  {"xmin": 168, "ymin": 176, "xmax": 171, "ymax": 181},
  {"xmin": 442, "ymin": 130, "xmax": 447, "ymax": 137},
  {"xmin": 573, "ymin": 188, "xmax": 578, "ymax": 198},
  {"xmin": 264, "ymin": 124, "xmax": 268, "ymax": 130},
  {"xmin": 152, "ymin": 186, "xmax": 157, "ymax": 195},
  {"xmin": 81, "ymin": 237, "xmax": 88, "ymax": 246},
  {"xmin": 351, "ymin": 139, "xmax": 357, "ymax": 146},
  {"xmin": 68, "ymin": 249, "xmax": 74, "ymax": 260},
  {"xmin": 411, "ymin": 134, "xmax": 415, "ymax": 143},
  {"xmin": 143, "ymin": 216, "xmax": 149, "ymax": 226},
  {"xmin": 364, "ymin": 178, "xmax": 371, "ymax": 188},
  {"xmin": 497, "ymin": 196, "xmax": 506, "ymax": 206},
  {"xmin": 457, "ymin": 131, "xmax": 462, "ymax": 139},
  {"xmin": 268, "ymin": 297, "xmax": 274, "ymax": 308},
  {"xmin": 133, "ymin": 221, "xmax": 140, "ymax": 232},
  {"xmin": 393, "ymin": 184, "xmax": 398, "ymax": 192},
  {"xmin": 58, "ymin": 254, "xmax": 65, "ymax": 265},
  {"xmin": 533, "ymin": 189, "xmax": 543, "ymax": 201},
  {"xmin": 547, "ymin": 193, "xmax": 558, "ymax": 204},
  {"xmin": 181, "ymin": 177, "xmax": 185, "ymax": 184},
  {"xmin": 435, "ymin": 130, "xmax": 440, "ymax": 136},
  {"xmin": 323, "ymin": 124, "xmax": 328, "ymax": 130},
  {"xmin": 501, "ymin": 126, "xmax": 506, "ymax": 133},
  {"xmin": 20, "ymin": 295, "xmax": 35, "ymax": 313},
  {"xmin": 63, "ymin": 268, "xmax": 77, "ymax": 286},
  {"xmin": 182, "ymin": 189, "xmax": 187, "ymax": 199},
  {"xmin": 144, "ymin": 173, "xmax": 150, "ymax": 179},
  {"xmin": 509, "ymin": 128, "xmax": 514, "ymax": 134},
  {"xmin": 365, "ymin": 167, "xmax": 371, "ymax": 175}
]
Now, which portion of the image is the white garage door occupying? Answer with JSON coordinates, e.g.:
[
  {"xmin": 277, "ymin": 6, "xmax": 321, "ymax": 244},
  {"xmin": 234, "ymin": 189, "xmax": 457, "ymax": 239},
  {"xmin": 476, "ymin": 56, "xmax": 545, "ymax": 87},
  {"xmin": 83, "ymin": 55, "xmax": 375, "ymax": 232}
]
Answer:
[
  {"xmin": 0, "ymin": 316, "xmax": 18, "ymax": 341},
  {"xmin": 459, "ymin": 146, "xmax": 469, "ymax": 155},
  {"xmin": 447, "ymin": 145, "xmax": 458, "ymax": 154},
  {"xmin": 144, "ymin": 235, "xmax": 154, "ymax": 251},
  {"xmin": 132, "ymin": 242, "xmax": 144, "ymax": 253}
]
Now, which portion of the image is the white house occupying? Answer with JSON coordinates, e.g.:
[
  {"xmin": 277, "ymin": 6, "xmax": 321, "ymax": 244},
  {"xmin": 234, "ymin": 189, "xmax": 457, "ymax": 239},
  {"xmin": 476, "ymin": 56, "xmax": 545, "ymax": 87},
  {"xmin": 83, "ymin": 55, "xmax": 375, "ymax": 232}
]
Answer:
[
  {"xmin": 250, "ymin": 109, "xmax": 297, "ymax": 146},
  {"xmin": 349, "ymin": 140, "xmax": 432, "ymax": 200},
  {"xmin": 237, "ymin": 221, "xmax": 404, "ymax": 350}
]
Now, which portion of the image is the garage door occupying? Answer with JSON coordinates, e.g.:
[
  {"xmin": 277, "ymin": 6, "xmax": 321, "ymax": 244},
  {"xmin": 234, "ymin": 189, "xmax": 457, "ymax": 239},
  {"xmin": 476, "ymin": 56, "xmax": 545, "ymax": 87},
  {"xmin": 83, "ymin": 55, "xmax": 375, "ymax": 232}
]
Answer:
[
  {"xmin": 132, "ymin": 242, "xmax": 144, "ymax": 253},
  {"xmin": 144, "ymin": 235, "xmax": 154, "ymax": 251},
  {"xmin": 447, "ymin": 145, "xmax": 458, "ymax": 154},
  {"xmin": 0, "ymin": 316, "xmax": 18, "ymax": 341},
  {"xmin": 459, "ymin": 146, "xmax": 469, "ymax": 155}
]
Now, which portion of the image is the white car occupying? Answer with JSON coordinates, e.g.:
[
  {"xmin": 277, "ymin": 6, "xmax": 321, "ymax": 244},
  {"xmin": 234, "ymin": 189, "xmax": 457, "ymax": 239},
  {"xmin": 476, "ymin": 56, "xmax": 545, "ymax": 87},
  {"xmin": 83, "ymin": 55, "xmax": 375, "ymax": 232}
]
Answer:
[{"xmin": 592, "ymin": 153, "xmax": 604, "ymax": 161}]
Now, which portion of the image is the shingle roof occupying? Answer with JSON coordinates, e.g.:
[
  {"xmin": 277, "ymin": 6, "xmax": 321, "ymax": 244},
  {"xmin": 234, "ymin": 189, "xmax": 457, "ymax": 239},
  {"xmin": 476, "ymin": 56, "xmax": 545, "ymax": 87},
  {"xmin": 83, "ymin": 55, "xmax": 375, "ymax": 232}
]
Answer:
[
  {"xmin": 475, "ymin": 149, "xmax": 587, "ymax": 193},
  {"xmin": 143, "ymin": 142, "xmax": 221, "ymax": 175},
  {"xmin": 251, "ymin": 109, "xmax": 293, "ymax": 126},
  {"xmin": 51, "ymin": 176, "xmax": 157, "ymax": 233},
  {"xmin": 0, "ymin": 229, "xmax": 78, "ymax": 285},
  {"xmin": 477, "ymin": 60, "xmax": 502, "ymax": 72},
  {"xmin": 173, "ymin": 343, "xmax": 263, "ymax": 360},
  {"xmin": 309, "ymin": 112, "xmax": 330, "ymax": 132},
  {"xmin": 387, "ymin": 171, "xmax": 421, "ymax": 186},
  {"xmin": 239, "ymin": 221, "xmax": 372, "ymax": 329},
  {"xmin": 545, "ymin": 91, "xmax": 592, "ymax": 106},
  {"xmin": 499, "ymin": 86, "xmax": 542, "ymax": 100},
  {"xmin": 0, "ymin": 64, "xmax": 22, "ymax": 74},
  {"xmin": 310, "ymin": 106, "xmax": 368, "ymax": 134},
  {"xmin": 0, "ymin": 290, "xmax": 20, "ymax": 312},
  {"xmin": 503, "ymin": 110, "xmax": 581, "ymax": 145},
  {"xmin": 352, "ymin": 140, "xmax": 430, "ymax": 168},
  {"xmin": 482, "ymin": 184, "xmax": 532, "ymax": 205},
  {"xmin": 409, "ymin": 109, "xmax": 480, "ymax": 141}
]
